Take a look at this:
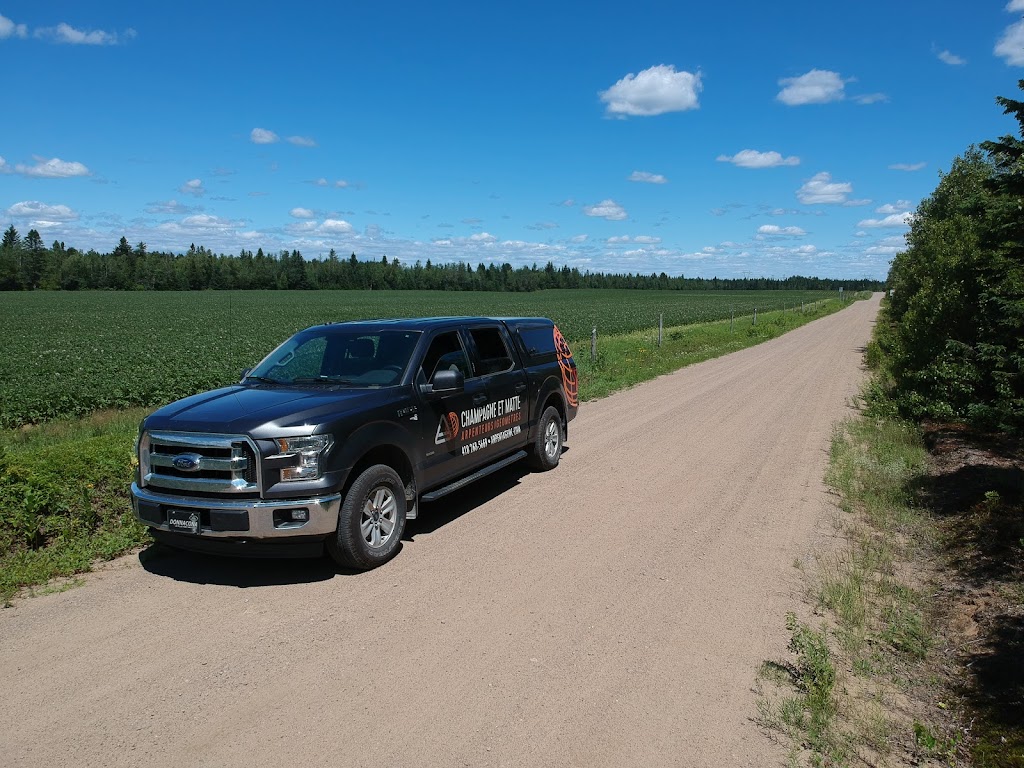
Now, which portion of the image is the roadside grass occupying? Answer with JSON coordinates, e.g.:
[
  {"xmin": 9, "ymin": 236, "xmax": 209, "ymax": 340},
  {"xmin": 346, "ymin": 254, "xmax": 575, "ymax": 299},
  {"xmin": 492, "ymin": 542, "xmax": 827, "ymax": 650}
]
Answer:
[
  {"xmin": 577, "ymin": 298, "xmax": 849, "ymax": 400},
  {"xmin": 0, "ymin": 295, "xmax": 865, "ymax": 605},
  {"xmin": 0, "ymin": 409, "xmax": 151, "ymax": 605},
  {"xmin": 757, "ymin": 406, "xmax": 989, "ymax": 766}
]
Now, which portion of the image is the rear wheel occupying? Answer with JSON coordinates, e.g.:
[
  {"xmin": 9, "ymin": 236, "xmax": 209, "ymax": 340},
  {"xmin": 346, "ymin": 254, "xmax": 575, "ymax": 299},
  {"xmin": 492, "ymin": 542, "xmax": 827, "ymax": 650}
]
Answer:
[
  {"xmin": 327, "ymin": 464, "xmax": 406, "ymax": 569},
  {"xmin": 528, "ymin": 406, "xmax": 563, "ymax": 471}
]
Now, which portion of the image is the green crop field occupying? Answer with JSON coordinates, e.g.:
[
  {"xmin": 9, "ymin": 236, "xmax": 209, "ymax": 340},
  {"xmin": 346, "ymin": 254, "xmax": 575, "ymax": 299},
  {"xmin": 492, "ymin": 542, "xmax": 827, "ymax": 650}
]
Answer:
[{"xmin": 0, "ymin": 289, "xmax": 836, "ymax": 428}]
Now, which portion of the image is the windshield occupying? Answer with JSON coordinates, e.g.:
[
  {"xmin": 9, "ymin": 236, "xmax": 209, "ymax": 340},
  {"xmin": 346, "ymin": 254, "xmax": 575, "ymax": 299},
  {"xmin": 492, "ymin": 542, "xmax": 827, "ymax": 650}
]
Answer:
[{"xmin": 247, "ymin": 328, "xmax": 421, "ymax": 387}]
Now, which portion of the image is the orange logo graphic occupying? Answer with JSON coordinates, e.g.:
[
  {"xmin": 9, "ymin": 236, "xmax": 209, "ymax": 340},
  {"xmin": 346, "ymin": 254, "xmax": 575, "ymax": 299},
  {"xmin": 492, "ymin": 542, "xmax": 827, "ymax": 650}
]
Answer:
[
  {"xmin": 436, "ymin": 411, "xmax": 460, "ymax": 445},
  {"xmin": 553, "ymin": 325, "xmax": 578, "ymax": 408}
]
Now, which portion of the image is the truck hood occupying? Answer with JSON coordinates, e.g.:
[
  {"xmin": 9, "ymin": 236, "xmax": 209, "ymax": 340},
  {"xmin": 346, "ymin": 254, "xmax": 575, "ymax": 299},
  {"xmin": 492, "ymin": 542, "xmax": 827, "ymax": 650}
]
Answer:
[{"xmin": 144, "ymin": 384, "xmax": 395, "ymax": 436}]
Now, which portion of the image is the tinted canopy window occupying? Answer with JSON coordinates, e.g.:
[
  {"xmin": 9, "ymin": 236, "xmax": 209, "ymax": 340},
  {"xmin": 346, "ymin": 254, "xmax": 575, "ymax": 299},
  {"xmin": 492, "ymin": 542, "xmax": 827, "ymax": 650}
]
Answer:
[{"xmin": 516, "ymin": 326, "xmax": 556, "ymax": 363}]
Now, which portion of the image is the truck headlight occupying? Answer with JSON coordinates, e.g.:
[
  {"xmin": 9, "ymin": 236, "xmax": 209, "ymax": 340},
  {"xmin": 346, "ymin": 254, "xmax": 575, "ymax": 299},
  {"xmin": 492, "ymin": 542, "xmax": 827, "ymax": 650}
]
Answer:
[
  {"xmin": 136, "ymin": 428, "xmax": 151, "ymax": 485},
  {"xmin": 274, "ymin": 435, "xmax": 332, "ymax": 482}
]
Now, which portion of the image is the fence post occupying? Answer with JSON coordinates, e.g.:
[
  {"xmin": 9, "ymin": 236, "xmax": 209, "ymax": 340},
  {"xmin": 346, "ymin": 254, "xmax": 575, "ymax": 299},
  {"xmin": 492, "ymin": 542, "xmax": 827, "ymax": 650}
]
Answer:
[
  {"xmin": 753, "ymin": 307, "xmax": 757, "ymax": 325},
  {"xmin": 591, "ymin": 326, "xmax": 597, "ymax": 363},
  {"xmin": 730, "ymin": 306, "xmax": 734, "ymax": 333},
  {"xmin": 658, "ymin": 314, "xmax": 663, "ymax": 348}
]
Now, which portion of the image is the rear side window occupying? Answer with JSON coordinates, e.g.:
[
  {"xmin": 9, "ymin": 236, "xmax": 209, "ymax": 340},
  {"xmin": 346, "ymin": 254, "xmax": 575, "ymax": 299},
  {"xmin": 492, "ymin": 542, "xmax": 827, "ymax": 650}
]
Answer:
[
  {"xmin": 515, "ymin": 326, "xmax": 557, "ymax": 365},
  {"xmin": 468, "ymin": 327, "xmax": 513, "ymax": 376}
]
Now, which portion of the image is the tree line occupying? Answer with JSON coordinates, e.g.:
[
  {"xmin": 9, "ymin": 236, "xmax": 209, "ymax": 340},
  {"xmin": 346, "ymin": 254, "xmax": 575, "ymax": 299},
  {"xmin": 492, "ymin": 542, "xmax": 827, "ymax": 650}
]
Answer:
[
  {"xmin": 0, "ymin": 231, "xmax": 882, "ymax": 294},
  {"xmin": 882, "ymin": 80, "xmax": 1024, "ymax": 434}
]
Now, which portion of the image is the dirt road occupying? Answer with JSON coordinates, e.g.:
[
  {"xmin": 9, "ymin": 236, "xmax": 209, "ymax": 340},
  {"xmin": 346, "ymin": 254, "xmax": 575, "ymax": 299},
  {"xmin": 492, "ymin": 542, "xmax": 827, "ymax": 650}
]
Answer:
[{"xmin": 0, "ymin": 295, "xmax": 880, "ymax": 768}]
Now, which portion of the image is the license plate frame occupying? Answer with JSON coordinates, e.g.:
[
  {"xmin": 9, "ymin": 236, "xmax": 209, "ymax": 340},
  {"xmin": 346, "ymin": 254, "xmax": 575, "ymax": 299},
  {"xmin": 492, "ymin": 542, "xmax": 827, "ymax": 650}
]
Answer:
[{"xmin": 166, "ymin": 508, "xmax": 201, "ymax": 535}]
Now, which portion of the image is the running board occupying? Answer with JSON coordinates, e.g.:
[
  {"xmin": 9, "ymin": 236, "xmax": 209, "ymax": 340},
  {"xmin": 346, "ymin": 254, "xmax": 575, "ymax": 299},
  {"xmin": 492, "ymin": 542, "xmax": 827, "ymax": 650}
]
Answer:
[{"xmin": 420, "ymin": 450, "xmax": 528, "ymax": 502}]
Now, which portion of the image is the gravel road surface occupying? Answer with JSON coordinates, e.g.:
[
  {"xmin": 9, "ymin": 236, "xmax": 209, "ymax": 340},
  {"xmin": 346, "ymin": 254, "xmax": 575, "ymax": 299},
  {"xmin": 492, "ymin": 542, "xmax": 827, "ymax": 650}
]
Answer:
[{"xmin": 0, "ymin": 295, "xmax": 881, "ymax": 767}]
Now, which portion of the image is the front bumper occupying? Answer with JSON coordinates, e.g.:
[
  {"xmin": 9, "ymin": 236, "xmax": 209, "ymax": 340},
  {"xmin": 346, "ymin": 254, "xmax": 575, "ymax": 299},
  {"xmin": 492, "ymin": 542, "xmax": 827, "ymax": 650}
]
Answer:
[{"xmin": 131, "ymin": 483, "xmax": 341, "ymax": 539}]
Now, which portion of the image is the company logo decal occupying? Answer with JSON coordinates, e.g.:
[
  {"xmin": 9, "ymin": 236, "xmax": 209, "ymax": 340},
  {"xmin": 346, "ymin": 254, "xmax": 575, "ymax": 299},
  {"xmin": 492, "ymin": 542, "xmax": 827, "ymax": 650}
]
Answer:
[
  {"xmin": 435, "ymin": 397, "xmax": 525, "ymax": 455},
  {"xmin": 553, "ymin": 325, "xmax": 579, "ymax": 408},
  {"xmin": 435, "ymin": 411, "xmax": 460, "ymax": 445}
]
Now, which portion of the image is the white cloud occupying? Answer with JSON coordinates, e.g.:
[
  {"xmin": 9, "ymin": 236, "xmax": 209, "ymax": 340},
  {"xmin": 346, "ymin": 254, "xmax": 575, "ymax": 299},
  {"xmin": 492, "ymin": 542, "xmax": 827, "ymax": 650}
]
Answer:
[
  {"xmin": 879, "ymin": 235, "xmax": 907, "ymax": 246},
  {"xmin": 876, "ymin": 200, "xmax": 912, "ymax": 214},
  {"xmin": 843, "ymin": 198, "xmax": 873, "ymax": 207},
  {"xmin": 145, "ymin": 199, "xmax": 200, "ymax": 215},
  {"xmin": 286, "ymin": 220, "xmax": 318, "ymax": 234},
  {"xmin": 469, "ymin": 232, "xmax": 497, "ymax": 243},
  {"xmin": 1009, "ymin": 0, "xmax": 1024, "ymax": 11},
  {"xmin": 853, "ymin": 93, "xmax": 889, "ymax": 105},
  {"xmin": 7, "ymin": 201, "xmax": 78, "ymax": 220},
  {"xmin": 777, "ymin": 69, "xmax": 846, "ymax": 105},
  {"xmin": 290, "ymin": 207, "xmax": 314, "ymax": 219},
  {"xmin": 600, "ymin": 64, "xmax": 702, "ymax": 117},
  {"xmin": 180, "ymin": 214, "xmax": 240, "ymax": 229},
  {"xmin": 287, "ymin": 135, "xmax": 317, "ymax": 147},
  {"xmin": 937, "ymin": 49, "xmax": 966, "ymax": 66},
  {"xmin": 0, "ymin": 13, "xmax": 27, "ymax": 39},
  {"xmin": 607, "ymin": 234, "xmax": 661, "ymax": 245},
  {"xmin": 569, "ymin": 234, "xmax": 588, "ymax": 243},
  {"xmin": 857, "ymin": 212, "xmax": 912, "ymax": 228},
  {"xmin": 320, "ymin": 219, "xmax": 354, "ymax": 234},
  {"xmin": 628, "ymin": 170, "xmax": 668, "ymax": 184},
  {"xmin": 757, "ymin": 225, "xmax": 806, "ymax": 236},
  {"xmin": 179, "ymin": 178, "xmax": 205, "ymax": 197},
  {"xmin": 335, "ymin": 180, "xmax": 349, "ymax": 188},
  {"xmin": 996, "ymin": 19, "xmax": 1024, "ymax": 65},
  {"xmin": 717, "ymin": 149, "xmax": 800, "ymax": 168},
  {"xmin": 865, "ymin": 245, "xmax": 900, "ymax": 255},
  {"xmin": 889, "ymin": 161, "xmax": 926, "ymax": 171},
  {"xmin": 583, "ymin": 199, "xmax": 628, "ymax": 220},
  {"xmin": 250, "ymin": 128, "xmax": 280, "ymax": 144},
  {"xmin": 14, "ymin": 157, "xmax": 90, "ymax": 178},
  {"xmin": 797, "ymin": 172, "xmax": 853, "ymax": 204},
  {"xmin": 35, "ymin": 23, "xmax": 131, "ymax": 46}
]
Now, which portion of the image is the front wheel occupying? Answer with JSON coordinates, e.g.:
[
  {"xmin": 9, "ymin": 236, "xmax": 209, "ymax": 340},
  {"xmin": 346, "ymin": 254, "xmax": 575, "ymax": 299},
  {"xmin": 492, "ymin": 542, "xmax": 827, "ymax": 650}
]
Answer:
[
  {"xmin": 528, "ymin": 406, "xmax": 563, "ymax": 471},
  {"xmin": 327, "ymin": 464, "xmax": 406, "ymax": 569}
]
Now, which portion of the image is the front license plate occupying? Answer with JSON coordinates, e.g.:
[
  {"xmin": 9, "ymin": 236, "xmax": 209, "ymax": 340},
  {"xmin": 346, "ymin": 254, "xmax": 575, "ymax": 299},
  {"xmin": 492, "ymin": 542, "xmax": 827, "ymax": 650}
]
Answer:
[{"xmin": 167, "ymin": 508, "xmax": 201, "ymax": 535}]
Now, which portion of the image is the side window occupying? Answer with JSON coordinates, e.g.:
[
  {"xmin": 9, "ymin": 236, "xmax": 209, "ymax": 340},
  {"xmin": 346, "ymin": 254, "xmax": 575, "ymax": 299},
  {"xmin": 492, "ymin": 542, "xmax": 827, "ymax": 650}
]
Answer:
[
  {"xmin": 469, "ymin": 327, "xmax": 513, "ymax": 376},
  {"xmin": 419, "ymin": 331, "xmax": 472, "ymax": 382}
]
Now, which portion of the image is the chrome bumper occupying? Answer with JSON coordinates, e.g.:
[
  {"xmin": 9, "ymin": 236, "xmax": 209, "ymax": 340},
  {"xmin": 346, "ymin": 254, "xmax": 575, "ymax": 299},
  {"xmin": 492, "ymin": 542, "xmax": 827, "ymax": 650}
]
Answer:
[{"xmin": 131, "ymin": 483, "xmax": 341, "ymax": 538}]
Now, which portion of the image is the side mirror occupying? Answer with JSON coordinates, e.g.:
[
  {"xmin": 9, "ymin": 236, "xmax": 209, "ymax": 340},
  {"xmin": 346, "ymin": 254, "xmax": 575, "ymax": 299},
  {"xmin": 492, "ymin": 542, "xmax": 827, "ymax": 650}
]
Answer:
[{"xmin": 420, "ymin": 368, "xmax": 465, "ymax": 398}]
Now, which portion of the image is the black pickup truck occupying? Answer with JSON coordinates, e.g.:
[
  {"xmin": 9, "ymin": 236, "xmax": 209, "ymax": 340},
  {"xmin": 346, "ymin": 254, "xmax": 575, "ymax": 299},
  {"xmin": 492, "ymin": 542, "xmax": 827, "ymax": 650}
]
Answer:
[{"xmin": 131, "ymin": 317, "xmax": 578, "ymax": 569}]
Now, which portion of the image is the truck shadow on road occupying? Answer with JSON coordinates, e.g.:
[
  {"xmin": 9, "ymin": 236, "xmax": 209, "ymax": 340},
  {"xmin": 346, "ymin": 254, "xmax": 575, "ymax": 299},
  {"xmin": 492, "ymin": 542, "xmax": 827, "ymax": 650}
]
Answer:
[
  {"xmin": 138, "ymin": 544, "xmax": 342, "ymax": 587},
  {"xmin": 404, "ymin": 460, "xmax": 537, "ymax": 538}
]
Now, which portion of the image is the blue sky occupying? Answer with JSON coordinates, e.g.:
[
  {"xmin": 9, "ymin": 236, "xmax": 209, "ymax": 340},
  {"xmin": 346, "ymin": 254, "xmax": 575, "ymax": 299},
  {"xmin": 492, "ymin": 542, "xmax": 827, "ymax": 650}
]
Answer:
[{"xmin": 2, "ymin": 1, "xmax": 1023, "ymax": 280}]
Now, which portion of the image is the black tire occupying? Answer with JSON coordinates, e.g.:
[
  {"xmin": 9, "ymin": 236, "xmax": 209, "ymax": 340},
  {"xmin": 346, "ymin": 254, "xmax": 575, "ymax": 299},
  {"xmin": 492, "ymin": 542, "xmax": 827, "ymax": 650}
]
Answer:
[
  {"xmin": 327, "ymin": 464, "xmax": 406, "ymax": 570},
  {"xmin": 528, "ymin": 406, "xmax": 563, "ymax": 471}
]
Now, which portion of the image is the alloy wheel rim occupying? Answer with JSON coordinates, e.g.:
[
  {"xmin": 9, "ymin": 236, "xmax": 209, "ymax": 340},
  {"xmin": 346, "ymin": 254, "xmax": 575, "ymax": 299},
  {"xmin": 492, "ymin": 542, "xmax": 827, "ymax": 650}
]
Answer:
[
  {"xmin": 360, "ymin": 487, "xmax": 397, "ymax": 549},
  {"xmin": 544, "ymin": 420, "xmax": 560, "ymax": 458}
]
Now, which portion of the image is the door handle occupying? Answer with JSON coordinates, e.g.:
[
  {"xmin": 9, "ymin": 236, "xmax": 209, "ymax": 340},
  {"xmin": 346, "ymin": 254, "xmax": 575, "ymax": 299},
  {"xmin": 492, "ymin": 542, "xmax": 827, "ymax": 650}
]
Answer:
[
  {"xmin": 472, "ymin": 393, "xmax": 488, "ymax": 405},
  {"xmin": 514, "ymin": 384, "xmax": 527, "ymax": 393}
]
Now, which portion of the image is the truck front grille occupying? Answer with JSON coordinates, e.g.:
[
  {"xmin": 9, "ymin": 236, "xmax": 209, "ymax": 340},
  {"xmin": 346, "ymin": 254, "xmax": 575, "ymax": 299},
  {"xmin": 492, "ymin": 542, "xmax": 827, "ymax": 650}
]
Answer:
[{"xmin": 141, "ymin": 431, "xmax": 259, "ymax": 496}]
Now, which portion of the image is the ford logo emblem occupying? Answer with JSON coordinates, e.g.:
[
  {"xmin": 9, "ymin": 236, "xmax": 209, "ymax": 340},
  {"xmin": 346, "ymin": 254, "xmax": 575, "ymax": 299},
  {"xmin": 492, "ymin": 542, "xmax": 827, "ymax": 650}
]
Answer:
[{"xmin": 172, "ymin": 453, "xmax": 203, "ymax": 472}]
